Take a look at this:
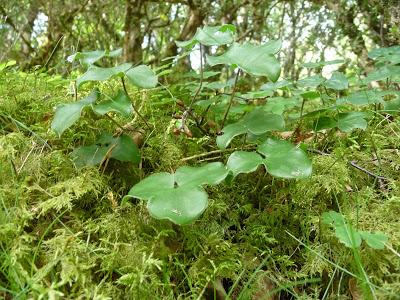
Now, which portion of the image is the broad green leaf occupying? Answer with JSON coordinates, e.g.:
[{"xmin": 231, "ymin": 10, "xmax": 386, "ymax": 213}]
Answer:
[
  {"xmin": 364, "ymin": 65, "xmax": 400, "ymax": 83},
  {"xmin": 147, "ymin": 186, "xmax": 208, "ymax": 225},
  {"xmin": 337, "ymin": 112, "xmax": 368, "ymax": 132},
  {"xmin": 67, "ymin": 49, "xmax": 123, "ymax": 66},
  {"xmin": 303, "ymin": 59, "xmax": 344, "ymax": 68},
  {"xmin": 93, "ymin": 90, "xmax": 133, "ymax": 117},
  {"xmin": 0, "ymin": 60, "xmax": 17, "ymax": 71},
  {"xmin": 261, "ymin": 79, "xmax": 293, "ymax": 91},
  {"xmin": 322, "ymin": 211, "xmax": 346, "ymax": 227},
  {"xmin": 76, "ymin": 63, "xmax": 132, "ymax": 86},
  {"xmin": 71, "ymin": 133, "xmax": 140, "ymax": 168},
  {"xmin": 175, "ymin": 162, "xmax": 228, "ymax": 186},
  {"xmin": 226, "ymin": 151, "xmax": 263, "ymax": 177},
  {"xmin": 359, "ymin": 231, "xmax": 388, "ymax": 250},
  {"xmin": 337, "ymin": 90, "xmax": 384, "ymax": 105},
  {"xmin": 217, "ymin": 109, "xmax": 285, "ymax": 149},
  {"xmin": 334, "ymin": 224, "xmax": 362, "ymax": 248},
  {"xmin": 297, "ymin": 75, "xmax": 325, "ymax": 88},
  {"xmin": 51, "ymin": 89, "xmax": 99, "ymax": 136},
  {"xmin": 176, "ymin": 25, "xmax": 235, "ymax": 48},
  {"xmin": 368, "ymin": 46, "xmax": 400, "ymax": 60},
  {"xmin": 383, "ymin": 96, "xmax": 400, "ymax": 113},
  {"xmin": 128, "ymin": 172, "xmax": 173, "ymax": 199},
  {"xmin": 258, "ymin": 139, "xmax": 312, "ymax": 179},
  {"xmin": 207, "ymin": 41, "xmax": 282, "ymax": 82},
  {"xmin": 67, "ymin": 50, "xmax": 106, "ymax": 66},
  {"xmin": 313, "ymin": 116, "xmax": 337, "ymax": 131},
  {"xmin": 263, "ymin": 97, "xmax": 301, "ymax": 115},
  {"xmin": 323, "ymin": 71, "xmax": 349, "ymax": 90},
  {"xmin": 70, "ymin": 144, "xmax": 108, "ymax": 167},
  {"xmin": 125, "ymin": 65, "xmax": 158, "ymax": 88},
  {"xmin": 127, "ymin": 163, "xmax": 230, "ymax": 224},
  {"xmin": 322, "ymin": 211, "xmax": 361, "ymax": 248}
]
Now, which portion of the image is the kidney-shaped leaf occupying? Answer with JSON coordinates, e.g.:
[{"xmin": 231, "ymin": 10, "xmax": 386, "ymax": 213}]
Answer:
[
  {"xmin": 217, "ymin": 109, "xmax": 285, "ymax": 149},
  {"xmin": 77, "ymin": 63, "xmax": 132, "ymax": 86},
  {"xmin": 227, "ymin": 151, "xmax": 263, "ymax": 177},
  {"xmin": 125, "ymin": 65, "xmax": 158, "ymax": 88},
  {"xmin": 207, "ymin": 41, "xmax": 282, "ymax": 82},
  {"xmin": 148, "ymin": 186, "xmax": 208, "ymax": 225},
  {"xmin": 51, "ymin": 89, "xmax": 99, "ymax": 136},
  {"xmin": 93, "ymin": 90, "xmax": 133, "ymax": 117},
  {"xmin": 176, "ymin": 24, "xmax": 235, "ymax": 48},
  {"xmin": 175, "ymin": 162, "xmax": 228, "ymax": 186},
  {"xmin": 258, "ymin": 139, "xmax": 312, "ymax": 179},
  {"xmin": 127, "ymin": 163, "xmax": 230, "ymax": 224}
]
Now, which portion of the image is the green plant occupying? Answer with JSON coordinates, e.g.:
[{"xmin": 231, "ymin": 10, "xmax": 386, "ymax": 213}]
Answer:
[{"xmin": 51, "ymin": 49, "xmax": 158, "ymax": 167}]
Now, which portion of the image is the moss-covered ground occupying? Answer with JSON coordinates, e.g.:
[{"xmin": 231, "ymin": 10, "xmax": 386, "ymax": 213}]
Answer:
[{"xmin": 1, "ymin": 71, "xmax": 399, "ymax": 299}]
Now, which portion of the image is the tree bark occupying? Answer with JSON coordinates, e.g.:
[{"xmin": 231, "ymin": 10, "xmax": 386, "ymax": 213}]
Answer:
[{"xmin": 123, "ymin": 0, "xmax": 145, "ymax": 63}]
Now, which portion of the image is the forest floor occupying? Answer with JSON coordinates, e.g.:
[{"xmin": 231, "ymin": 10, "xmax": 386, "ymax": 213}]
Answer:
[{"xmin": 1, "ymin": 70, "xmax": 400, "ymax": 299}]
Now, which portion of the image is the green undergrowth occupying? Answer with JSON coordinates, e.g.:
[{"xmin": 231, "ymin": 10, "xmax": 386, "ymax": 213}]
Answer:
[{"xmin": 1, "ymin": 71, "xmax": 400, "ymax": 299}]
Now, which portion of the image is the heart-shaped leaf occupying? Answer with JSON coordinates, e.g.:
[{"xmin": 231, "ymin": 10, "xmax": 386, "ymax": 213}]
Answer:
[
  {"xmin": 263, "ymin": 97, "xmax": 301, "ymax": 115},
  {"xmin": 93, "ymin": 90, "xmax": 133, "ymax": 117},
  {"xmin": 127, "ymin": 162, "xmax": 228, "ymax": 224},
  {"xmin": 337, "ymin": 90, "xmax": 384, "ymax": 105},
  {"xmin": 176, "ymin": 24, "xmax": 235, "ymax": 48},
  {"xmin": 67, "ymin": 49, "xmax": 122, "ymax": 66},
  {"xmin": 207, "ymin": 41, "xmax": 282, "ymax": 82},
  {"xmin": 51, "ymin": 89, "xmax": 99, "ymax": 136},
  {"xmin": 303, "ymin": 59, "xmax": 344, "ymax": 68},
  {"xmin": 71, "ymin": 133, "xmax": 140, "ymax": 168},
  {"xmin": 297, "ymin": 75, "xmax": 325, "ymax": 88},
  {"xmin": 77, "ymin": 63, "xmax": 132, "ymax": 86},
  {"xmin": 337, "ymin": 112, "xmax": 368, "ymax": 132},
  {"xmin": 258, "ymin": 139, "xmax": 312, "ymax": 179},
  {"xmin": 125, "ymin": 65, "xmax": 158, "ymax": 88},
  {"xmin": 217, "ymin": 109, "xmax": 285, "ymax": 149},
  {"xmin": 323, "ymin": 71, "xmax": 349, "ymax": 90}
]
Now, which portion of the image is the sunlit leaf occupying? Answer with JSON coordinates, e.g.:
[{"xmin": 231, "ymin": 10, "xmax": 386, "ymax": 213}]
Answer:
[
  {"xmin": 174, "ymin": 162, "xmax": 228, "ymax": 186},
  {"xmin": 125, "ymin": 65, "xmax": 158, "ymax": 88},
  {"xmin": 127, "ymin": 163, "xmax": 229, "ymax": 224},
  {"xmin": 176, "ymin": 25, "xmax": 235, "ymax": 48},
  {"xmin": 67, "ymin": 48, "xmax": 123, "ymax": 66},
  {"xmin": 51, "ymin": 89, "xmax": 99, "ymax": 136},
  {"xmin": 258, "ymin": 138, "xmax": 312, "ymax": 179},
  {"xmin": 207, "ymin": 41, "xmax": 282, "ymax": 82},
  {"xmin": 76, "ymin": 63, "xmax": 132, "ymax": 86},
  {"xmin": 226, "ymin": 151, "xmax": 263, "ymax": 177},
  {"xmin": 359, "ymin": 231, "xmax": 388, "ymax": 250}
]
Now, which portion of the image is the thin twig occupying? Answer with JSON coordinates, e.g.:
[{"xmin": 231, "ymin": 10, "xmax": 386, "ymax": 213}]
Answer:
[
  {"xmin": 221, "ymin": 70, "xmax": 241, "ymax": 128},
  {"xmin": 349, "ymin": 161, "xmax": 388, "ymax": 181},
  {"xmin": 121, "ymin": 77, "xmax": 151, "ymax": 129},
  {"xmin": 181, "ymin": 145, "xmax": 256, "ymax": 162}
]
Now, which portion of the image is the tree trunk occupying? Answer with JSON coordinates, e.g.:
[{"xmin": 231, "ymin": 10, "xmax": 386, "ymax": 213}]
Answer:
[{"xmin": 123, "ymin": 0, "xmax": 145, "ymax": 63}]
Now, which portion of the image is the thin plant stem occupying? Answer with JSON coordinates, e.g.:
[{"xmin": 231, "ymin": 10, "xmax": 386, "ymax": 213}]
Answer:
[
  {"xmin": 121, "ymin": 77, "xmax": 151, "ymax": 129},
  {"xmin": 221, "ymin": 69, "xmax": 241, "ymax": 128}
]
